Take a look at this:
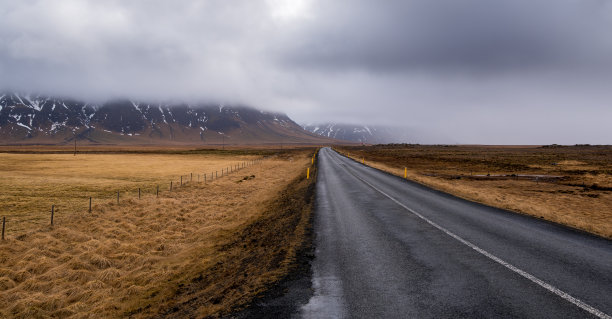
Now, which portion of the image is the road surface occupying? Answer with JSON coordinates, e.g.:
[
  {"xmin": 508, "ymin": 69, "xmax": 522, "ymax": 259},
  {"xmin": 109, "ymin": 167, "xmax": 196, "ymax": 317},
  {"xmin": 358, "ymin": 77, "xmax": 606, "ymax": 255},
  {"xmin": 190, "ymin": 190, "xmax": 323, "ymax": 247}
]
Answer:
[{"xmin": 299, "ymin": 147, "xmax": 612, "ymax": 318}]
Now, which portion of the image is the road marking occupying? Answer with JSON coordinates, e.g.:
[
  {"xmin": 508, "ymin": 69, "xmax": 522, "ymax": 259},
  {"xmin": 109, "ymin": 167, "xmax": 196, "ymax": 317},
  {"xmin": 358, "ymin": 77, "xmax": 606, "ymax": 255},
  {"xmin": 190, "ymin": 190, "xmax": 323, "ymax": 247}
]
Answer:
[{"xmin": 329, "ymin": 150, "xmax": 612, "ymax": 319}]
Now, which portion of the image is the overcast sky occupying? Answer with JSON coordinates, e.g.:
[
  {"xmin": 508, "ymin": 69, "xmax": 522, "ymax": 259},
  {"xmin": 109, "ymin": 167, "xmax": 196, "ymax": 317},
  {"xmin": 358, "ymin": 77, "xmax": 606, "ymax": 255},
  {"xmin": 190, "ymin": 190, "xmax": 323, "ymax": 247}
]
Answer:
[{"xmin": 1, "ymin": 0, "xmax": 611, "ymax": 144}]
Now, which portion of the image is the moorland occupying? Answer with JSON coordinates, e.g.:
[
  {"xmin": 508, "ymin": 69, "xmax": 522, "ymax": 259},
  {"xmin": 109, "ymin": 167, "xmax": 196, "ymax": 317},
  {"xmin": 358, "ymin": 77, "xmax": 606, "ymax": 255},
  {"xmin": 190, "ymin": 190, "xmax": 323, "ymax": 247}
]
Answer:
[
  {"xmin": 337, "ymin": 144, "xmax": 612, "ymax": 238},
  {"xmin": 0, "ymin": 146, "xmax": 317, "ymax": 318}
]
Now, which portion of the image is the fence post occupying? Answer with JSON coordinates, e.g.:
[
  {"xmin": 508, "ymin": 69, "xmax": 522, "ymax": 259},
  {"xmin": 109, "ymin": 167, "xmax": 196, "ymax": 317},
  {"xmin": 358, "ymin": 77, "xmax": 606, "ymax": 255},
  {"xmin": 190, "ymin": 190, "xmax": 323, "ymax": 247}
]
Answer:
[
  {"xmin": 204, "ymin": 174, "xmax": 207, "ymax": 184},
  {"xmin": 117, "ymin": 192, "xmax": 119, "ymax": 204},
  {"xmin": 170, "ymin": 181, "xmax": 173, "ymax": 191},
  {"xmin": 138, "ymin": 188, "xmax": 141, "ymax": 199},
  {"xmin": 89, "ymin": 197, "xmax": 92, "ymax": 213},
  {"xmin": 191, "ymin": 173, "xmax": 193, "ymax": 182},
  {"xmin": 51, "ymin": 205, "xmax": 54, "ymax": 226},
  {"xmin": 157, "ymin": 185, "xmax": 159, "ymax": 197},
  {"xmin": 2, "ymin": 216, "xmax": 5, "ymax": 240},
  {"xmin": 181, "ymin": 176, "xmax": 183, "ymax": 186}
]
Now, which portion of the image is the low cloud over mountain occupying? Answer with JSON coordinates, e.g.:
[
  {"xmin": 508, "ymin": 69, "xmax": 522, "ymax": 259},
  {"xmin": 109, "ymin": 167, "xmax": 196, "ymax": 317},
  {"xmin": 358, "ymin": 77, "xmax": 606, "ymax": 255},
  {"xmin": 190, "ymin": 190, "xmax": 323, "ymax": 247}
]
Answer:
[{"xmin": 0, "ymin": 93, "xmax": 331, "ymax": 145}]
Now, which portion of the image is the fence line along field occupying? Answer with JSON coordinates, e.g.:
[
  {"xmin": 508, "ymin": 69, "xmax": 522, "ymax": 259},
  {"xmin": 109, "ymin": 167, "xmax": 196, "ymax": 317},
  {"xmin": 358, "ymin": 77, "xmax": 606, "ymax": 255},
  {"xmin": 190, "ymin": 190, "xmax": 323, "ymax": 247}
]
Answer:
[
  {"xmin": 338, "ymin": 144, "xmax": 612, "ymax": 239},
  {"xmin": 0, "ymin": 152, "xmax": 258, "ymax": 235},
  {"xmin": 0, "ymin": 149, "xmax": 316, "ymax": 317}
]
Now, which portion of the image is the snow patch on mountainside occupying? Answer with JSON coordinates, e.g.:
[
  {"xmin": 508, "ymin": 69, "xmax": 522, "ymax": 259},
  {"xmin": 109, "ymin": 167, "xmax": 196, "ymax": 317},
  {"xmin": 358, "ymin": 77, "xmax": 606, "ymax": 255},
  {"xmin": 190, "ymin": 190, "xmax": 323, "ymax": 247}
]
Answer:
[{"xmin": 0, "ymin": 93, "xmax": 326, "ymax": 144}]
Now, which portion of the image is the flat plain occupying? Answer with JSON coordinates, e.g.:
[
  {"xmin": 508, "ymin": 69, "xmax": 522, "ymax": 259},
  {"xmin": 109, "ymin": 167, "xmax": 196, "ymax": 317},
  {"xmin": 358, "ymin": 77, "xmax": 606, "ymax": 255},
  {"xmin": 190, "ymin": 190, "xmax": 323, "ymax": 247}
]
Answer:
[
  {"xmin": 337, "ymin": 144, "xmax": 612, "ymax": 238},
  {"xmin": 0, "ymin": 147, "xmax": 316, "ymax": 318},
  {"xmin": 0, "ymin": 152, "xmax": 261, "ymax": 234}
]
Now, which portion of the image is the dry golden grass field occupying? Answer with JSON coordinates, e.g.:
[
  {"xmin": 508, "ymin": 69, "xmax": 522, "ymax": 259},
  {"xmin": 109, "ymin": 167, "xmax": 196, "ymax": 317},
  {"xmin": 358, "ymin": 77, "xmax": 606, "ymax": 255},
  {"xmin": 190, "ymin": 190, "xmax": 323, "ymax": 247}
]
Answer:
[
  {"xmin": 0, "ymin": 152, "xmax": 261, "ymax": 235},
  {"xmin": 337, "ymin": 144, "xmax": 612, "ymax": 239},
  {"xmin": 0, "ymin": 148, "xmax": 317, "ymax": 318}
]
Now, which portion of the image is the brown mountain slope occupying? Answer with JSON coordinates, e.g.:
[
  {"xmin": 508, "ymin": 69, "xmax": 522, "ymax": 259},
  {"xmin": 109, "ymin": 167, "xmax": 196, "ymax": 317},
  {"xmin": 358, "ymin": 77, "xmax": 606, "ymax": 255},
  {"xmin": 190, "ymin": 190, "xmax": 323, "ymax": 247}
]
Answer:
[{"xmin": 0, "ymin": 94, "xmax": 337, "ymax": 145}]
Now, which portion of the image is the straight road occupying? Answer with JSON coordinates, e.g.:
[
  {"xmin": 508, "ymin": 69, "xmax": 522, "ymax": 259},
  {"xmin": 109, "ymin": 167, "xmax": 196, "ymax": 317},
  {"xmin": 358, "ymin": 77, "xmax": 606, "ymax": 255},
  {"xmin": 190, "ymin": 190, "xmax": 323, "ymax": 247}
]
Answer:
[{"xmin": 299, "ymin": 147, "xmax": 612, "ymax": 318}]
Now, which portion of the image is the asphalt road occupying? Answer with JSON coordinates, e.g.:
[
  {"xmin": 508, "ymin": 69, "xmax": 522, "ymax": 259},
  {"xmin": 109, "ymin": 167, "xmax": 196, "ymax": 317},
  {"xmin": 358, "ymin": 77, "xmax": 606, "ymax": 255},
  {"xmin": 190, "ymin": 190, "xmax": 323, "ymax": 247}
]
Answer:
[{"xmin": 298, "ymin": 147, "xmax": 612, "ymax": 318}]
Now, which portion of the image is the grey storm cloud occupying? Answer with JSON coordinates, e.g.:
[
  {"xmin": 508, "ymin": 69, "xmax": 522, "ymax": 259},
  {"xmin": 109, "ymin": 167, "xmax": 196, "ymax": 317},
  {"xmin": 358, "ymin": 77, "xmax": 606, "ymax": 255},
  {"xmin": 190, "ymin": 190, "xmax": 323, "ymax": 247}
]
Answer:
[
  {"xmin": 283, "ymin": 0, "xmax": 612, "ymax": 73},
  {"xmin": 1, "ymin": 0, "xmax": 611, "ymax": 144}
]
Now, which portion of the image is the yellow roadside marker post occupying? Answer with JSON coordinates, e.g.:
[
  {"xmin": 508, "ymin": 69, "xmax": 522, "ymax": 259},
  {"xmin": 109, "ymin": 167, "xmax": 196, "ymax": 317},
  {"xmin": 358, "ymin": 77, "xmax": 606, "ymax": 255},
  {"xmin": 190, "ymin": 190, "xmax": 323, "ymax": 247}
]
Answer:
[
  {"xmin": 362, "ymin": 157, "xmax": 365, "ymax": 164},
  {"xmin": 404, "ymin": 167, "xmax": 407, "ymax": 178},
  {"xmin": 307, "ymin": 167, "xmax": 310, "ymax": 179}
]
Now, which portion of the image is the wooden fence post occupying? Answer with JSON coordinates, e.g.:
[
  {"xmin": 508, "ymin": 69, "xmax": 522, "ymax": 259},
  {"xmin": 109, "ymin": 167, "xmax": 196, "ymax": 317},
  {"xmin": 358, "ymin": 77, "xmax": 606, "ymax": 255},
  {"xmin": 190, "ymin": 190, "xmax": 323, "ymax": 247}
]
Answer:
[
  {"xmin": 157, "ymin": 185, "xmax": 159, "ymax": 197},
  {"xmin": 89, "ymin": 197, "xmax": 92, "ymax": 213},
  {"xmin": 138, "ymin": 188, "xmax": 141, "ymax": 199},
  {"xmin": 204, "ymin": 174, "xmax": 207, "ymax": 184},
  {"xmin": 181, "ymin": 176, "xmax": 183, "ymax": 186},
  {"xmin": 170, "ymin": 181, "xmax": 173, "ymax": 191},
  {"xmin": 117, "ymin": 192, "xmax": 119, "ymax": 204},
  {"xmin": 2, "ymin": 216, "xmax": 5, "ymax": 240},
  {"xmin": 51, "ymin": 205, "xmax": 54, "ymax": 226}
]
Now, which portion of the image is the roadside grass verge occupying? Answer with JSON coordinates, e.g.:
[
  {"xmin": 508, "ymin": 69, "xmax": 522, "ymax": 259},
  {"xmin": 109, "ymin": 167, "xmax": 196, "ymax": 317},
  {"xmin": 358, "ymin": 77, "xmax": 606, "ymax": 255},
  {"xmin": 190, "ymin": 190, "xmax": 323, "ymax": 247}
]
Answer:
[
  {"xmin": 151, "ymin": 159, "xmax": 317, "ymax": 318},
  {"xmin": 0, "ymin": 150, "xmax": 316, "ymax": 318},
  {"xmin": 336, "ymin": 145, "xmax": 612, "ymax": 239}
]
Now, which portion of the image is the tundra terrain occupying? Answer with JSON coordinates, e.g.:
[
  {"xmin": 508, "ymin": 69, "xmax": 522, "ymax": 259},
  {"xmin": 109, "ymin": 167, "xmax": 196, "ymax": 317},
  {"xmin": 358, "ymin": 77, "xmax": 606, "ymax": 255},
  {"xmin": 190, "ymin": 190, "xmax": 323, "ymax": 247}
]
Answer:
[
  {"xmin": 0, "ymin": 148, "xmax": 316, "ymax": 317},
  {"xmin": 337, "ymin": 144, "xmax": 612, "ymax": 238}
]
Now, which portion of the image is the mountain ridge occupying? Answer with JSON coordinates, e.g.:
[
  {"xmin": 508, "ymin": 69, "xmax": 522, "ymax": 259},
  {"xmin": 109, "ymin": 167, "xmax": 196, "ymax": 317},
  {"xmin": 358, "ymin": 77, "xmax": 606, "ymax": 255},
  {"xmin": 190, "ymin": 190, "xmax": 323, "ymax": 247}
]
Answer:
[
  {"xmin": 0, "ymin": 93, "xmax": 333, "ymax": 145},
  {"xmin": 303, "ymin": 122, "xmax": 411, "ymax": 144}
]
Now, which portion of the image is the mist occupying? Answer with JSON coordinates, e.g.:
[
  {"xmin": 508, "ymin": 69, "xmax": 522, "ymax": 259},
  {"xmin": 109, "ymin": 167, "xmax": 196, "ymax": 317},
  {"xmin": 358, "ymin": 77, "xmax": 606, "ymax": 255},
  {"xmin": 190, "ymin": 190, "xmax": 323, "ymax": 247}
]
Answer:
[{"xmin": 1, "ymin": 0, "xmax": 611, "ymax": 144}]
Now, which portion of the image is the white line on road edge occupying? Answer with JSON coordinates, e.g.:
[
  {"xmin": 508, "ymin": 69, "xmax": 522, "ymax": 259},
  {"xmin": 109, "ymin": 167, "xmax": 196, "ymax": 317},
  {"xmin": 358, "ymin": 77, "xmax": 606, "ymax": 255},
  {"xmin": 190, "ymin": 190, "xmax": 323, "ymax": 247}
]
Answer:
[{"xmin": 336, "ymin": 154, "xmax": 611, "ymax": 319}]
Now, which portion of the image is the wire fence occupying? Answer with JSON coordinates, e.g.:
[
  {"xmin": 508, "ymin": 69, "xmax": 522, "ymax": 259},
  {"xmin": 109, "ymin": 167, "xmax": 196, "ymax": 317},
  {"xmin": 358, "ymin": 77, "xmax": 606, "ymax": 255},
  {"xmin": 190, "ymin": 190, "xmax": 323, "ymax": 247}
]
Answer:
[{"xmin": 1, "ymin": 157, "xmax": 268, "ymax": 240}]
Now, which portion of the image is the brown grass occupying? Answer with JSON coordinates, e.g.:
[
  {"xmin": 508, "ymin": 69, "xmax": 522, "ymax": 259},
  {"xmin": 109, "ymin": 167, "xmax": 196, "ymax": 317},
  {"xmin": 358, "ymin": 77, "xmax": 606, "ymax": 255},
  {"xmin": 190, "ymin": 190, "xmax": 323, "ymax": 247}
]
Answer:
[
  {"xmin": 337, "ymin": 144, "xmax": 612, "ymax": 239},
  {"xmin": 0, "ymin": 149, "xmax": 317, "ymax": 318},
  {"xmin": 0, "ymin": 152, "xmax": 259, "ymax": 235},
  {"xmin": 0, "ymin": 144, "xmax": 327, "ymax": 154}
]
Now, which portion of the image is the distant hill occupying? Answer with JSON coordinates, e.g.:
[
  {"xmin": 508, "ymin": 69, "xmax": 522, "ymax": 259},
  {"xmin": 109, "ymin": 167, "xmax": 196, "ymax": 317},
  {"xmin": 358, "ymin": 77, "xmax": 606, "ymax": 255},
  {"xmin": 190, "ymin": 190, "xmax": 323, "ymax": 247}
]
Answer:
[
  {"xmin": 0, "ymin": 93, "xmax": 333, "ymax": 145},
  {"xmin": 303, "ymin": 123, "xmax": 415, "ymax": 144}
]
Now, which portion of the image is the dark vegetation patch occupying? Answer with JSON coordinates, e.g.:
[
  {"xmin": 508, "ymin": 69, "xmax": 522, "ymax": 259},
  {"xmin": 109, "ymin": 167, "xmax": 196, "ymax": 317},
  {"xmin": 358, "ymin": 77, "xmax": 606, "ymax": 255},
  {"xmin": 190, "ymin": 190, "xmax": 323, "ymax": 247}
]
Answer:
[{"xmin": 150, "ymin": 159, "xmax": 317, "ymax": 318}]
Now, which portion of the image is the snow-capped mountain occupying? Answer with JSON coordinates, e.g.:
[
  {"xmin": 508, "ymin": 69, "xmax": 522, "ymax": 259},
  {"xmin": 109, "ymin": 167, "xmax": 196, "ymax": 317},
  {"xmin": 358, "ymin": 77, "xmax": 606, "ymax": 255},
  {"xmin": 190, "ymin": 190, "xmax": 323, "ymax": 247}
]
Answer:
[
  {"xmin": 0, "ymin": 93, "xmax": 330, "ymax": 145},
  {"xmin": 302, "ymin": 123, "xmax": 416, "ymax": 144}
]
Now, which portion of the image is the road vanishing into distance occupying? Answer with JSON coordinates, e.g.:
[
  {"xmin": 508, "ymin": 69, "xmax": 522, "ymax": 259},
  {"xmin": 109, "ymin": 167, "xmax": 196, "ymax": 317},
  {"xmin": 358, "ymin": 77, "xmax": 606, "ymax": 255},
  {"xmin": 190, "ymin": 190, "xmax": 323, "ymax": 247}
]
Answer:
[{"xmin": 299, "ymin": 147, "xmax": 612, "ymax": 318}]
